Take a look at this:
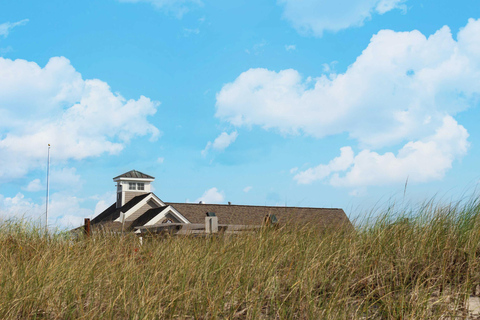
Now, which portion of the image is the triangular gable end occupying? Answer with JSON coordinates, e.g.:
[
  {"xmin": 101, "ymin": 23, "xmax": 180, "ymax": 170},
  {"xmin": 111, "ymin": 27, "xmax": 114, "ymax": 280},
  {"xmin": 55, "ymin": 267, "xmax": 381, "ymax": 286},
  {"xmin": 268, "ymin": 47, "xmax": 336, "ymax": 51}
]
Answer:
[
  {"xmin": 143, "ymin": 205, "xmax": 190, "ymax": 226},
  {"xmin": 114, "ymin": 193, "xmax": 166, "ymax": 222}
]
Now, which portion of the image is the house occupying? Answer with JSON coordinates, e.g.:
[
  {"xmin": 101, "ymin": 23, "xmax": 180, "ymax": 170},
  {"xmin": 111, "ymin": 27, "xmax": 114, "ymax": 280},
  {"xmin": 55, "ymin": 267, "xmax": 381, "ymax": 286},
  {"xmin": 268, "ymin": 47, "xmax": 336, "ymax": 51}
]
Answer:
[{"xmin": 89, "ymin": 170, "xmax": 351, "ymax": 234}]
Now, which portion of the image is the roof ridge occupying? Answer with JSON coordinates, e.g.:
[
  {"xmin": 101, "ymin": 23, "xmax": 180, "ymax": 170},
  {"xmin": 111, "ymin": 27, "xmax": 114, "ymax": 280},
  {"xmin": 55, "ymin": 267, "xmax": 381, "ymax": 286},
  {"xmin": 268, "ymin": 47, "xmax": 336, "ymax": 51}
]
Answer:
[{"xmin": 165, "ymin": 202, "xmax": 342, "ymax": 210}]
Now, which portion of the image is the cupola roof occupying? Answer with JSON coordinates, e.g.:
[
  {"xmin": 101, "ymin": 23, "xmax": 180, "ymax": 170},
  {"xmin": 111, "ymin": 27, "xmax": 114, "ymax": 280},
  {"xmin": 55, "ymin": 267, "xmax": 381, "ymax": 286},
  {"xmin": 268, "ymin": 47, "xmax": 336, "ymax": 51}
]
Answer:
[{"xmin": 113, "ymin": 170, "xmax": 154, "ymax": 180}]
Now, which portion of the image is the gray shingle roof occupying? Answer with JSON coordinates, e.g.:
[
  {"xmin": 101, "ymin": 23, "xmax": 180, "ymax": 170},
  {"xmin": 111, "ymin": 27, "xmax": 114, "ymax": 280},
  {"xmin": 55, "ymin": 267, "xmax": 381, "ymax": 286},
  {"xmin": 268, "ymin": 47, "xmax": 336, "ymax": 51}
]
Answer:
[
  {"xmin": 165, "ymin": 202, "xmax": 351, "ymax": 229},
  {"xmin": 91, "ymin": 193, "xmax": 151, "ymax": 224},
  {"xmin": 113, "ymin": 170, "xmax": 155, "ymax": 180},
  {"xmin": 89, "ymin": 193, "xmax": 351, "ymax": 233}
]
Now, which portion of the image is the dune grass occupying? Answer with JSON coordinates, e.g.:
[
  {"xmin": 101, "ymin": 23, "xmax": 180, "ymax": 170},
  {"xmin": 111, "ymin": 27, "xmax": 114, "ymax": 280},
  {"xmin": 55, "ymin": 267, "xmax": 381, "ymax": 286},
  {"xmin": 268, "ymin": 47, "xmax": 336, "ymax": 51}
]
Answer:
[{"xmin": 1, "ymin": 198, "xmax": 480, "ymax": 319}]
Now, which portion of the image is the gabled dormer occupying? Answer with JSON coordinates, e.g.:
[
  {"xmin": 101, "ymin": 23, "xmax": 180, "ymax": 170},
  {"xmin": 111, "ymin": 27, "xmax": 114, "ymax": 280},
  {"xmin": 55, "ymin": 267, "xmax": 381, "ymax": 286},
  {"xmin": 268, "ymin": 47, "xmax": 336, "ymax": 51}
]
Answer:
[{"xmin": 113, "ymin": 170, "xmax": 155, "ymax": 208}]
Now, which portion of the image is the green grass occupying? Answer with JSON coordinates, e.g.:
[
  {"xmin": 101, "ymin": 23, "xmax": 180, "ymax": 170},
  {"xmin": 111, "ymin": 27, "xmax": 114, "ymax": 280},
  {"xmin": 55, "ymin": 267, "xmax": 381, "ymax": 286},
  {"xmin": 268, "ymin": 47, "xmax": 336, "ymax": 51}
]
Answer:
[{"xmin": 1, "ymin": 197, "xmax": 480, "ymax": 319}]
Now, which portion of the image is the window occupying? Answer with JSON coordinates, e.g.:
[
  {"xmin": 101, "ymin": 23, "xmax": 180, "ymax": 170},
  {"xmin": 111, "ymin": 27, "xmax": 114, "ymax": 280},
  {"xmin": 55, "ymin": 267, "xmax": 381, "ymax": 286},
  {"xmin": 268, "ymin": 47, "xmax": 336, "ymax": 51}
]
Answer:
[
  {"xmin": 129, "ymin": 182, "xmax": 136, "ymax": 190},
  {"xmin": 137, "ymin": 183, "xmax": 145, "ymax": 191}
]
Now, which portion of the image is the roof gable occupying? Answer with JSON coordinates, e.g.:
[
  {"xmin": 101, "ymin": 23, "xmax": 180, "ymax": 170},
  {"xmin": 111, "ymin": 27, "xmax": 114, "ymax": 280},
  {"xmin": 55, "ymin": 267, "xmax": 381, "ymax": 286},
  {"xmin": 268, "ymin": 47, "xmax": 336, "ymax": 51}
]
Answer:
[
  {"xmin": 115, "ymin": 193, "xmax": 166, "ymax": 222},
  {"xmin": 91, "ymin": 193, "xmax": 150, "ymax": 223}
]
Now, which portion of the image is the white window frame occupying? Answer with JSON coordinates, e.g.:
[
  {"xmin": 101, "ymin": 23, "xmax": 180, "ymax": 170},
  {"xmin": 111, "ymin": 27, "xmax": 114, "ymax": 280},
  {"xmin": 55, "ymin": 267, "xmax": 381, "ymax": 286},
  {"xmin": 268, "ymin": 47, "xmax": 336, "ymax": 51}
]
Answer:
[
  {"xmin": 137, "ymin": 183, "xmax": 145, "ymax": 191},
  {"xmin": 129, "ymin": 182, "xmax": 136, "ymax": 190}
]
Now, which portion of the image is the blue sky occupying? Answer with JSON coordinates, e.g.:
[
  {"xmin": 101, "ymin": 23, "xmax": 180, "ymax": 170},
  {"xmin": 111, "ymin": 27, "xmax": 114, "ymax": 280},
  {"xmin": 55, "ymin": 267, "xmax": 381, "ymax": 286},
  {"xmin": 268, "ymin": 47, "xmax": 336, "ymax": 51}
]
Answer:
[{"xmin": 1, "ymin": 0, "xmax": 480, "ymax": 228}]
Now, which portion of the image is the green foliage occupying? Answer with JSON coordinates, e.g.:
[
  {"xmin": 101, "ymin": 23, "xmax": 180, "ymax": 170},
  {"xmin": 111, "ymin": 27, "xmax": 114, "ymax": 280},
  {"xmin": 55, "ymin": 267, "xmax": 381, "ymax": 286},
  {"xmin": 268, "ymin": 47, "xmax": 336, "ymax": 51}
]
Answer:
[{"xmin": 1, "ymin": 198, "xmax": 480, "ymax": 319}]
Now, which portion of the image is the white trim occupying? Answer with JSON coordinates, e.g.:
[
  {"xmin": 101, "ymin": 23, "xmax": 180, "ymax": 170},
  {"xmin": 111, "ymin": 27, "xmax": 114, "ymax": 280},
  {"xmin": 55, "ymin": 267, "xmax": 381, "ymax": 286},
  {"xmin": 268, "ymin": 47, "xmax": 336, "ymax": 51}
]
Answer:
[
  {"xmin": 144, "ymin": 205, "xmax": 190, "ymax": 226},
  {"xmin": 113, "ymin": 177, "xmax": 154, "ymax": 182},
  {"xmin": 114, "ymin": 193, "xmax": 166, "ymax": 222},
  {"xmin": 144, "ymin": 207, "xmax": 171, "ymax": 226},
  {"xmin": 167, "ymin": 206, "xmax": 190, "ymax": 224}
]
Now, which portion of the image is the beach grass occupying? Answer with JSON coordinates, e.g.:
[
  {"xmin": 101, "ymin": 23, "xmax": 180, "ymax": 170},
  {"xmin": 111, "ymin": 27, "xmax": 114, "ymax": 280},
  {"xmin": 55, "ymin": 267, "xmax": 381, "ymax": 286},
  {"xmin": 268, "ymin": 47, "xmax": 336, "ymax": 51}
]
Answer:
[{"xmin": 1, "ymin": 197, "xmax": 480, "ymax": 319}]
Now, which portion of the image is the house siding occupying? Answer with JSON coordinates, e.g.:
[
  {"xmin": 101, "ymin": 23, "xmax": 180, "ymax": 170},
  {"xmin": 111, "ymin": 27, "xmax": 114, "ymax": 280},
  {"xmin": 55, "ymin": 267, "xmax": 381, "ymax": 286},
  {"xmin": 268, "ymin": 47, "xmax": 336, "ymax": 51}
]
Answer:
[
  {"xmin": 126, "ymin": 199, "xmax": 159, "ymax": 222},
  {"xmin": 125, "ymin": 191, "xmax": 148, "ymax": 204}
]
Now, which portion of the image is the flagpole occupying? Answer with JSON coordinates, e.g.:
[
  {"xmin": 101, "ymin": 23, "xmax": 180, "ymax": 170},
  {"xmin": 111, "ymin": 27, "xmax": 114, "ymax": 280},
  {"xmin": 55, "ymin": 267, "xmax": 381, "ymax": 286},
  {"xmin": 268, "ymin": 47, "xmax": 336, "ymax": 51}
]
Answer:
[{"xmin": 45, "ymin": 144, "xmax": 50, "ymax": 233}]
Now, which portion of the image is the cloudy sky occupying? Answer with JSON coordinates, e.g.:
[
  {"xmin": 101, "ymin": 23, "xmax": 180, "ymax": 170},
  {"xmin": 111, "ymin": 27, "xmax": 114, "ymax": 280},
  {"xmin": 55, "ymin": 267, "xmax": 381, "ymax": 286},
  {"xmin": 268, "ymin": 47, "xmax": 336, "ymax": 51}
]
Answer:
[{"xmin": 1, "ymin": 0, "xmax": 480, "ymax": 229}]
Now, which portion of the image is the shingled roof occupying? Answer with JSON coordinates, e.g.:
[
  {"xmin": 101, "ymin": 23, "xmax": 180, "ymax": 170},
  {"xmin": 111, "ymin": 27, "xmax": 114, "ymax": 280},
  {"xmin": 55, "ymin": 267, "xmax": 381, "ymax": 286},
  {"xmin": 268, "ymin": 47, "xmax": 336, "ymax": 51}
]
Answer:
[
  {"xmin": 165, "ymin": 202, "xmax": 351, "ymax": 229},
  {"xmin": 113, "ymin": 170, "xmax": 155, "ymax": 180},
  {"xmin": 91, "ymin": 193, "xmax": 150, "ymax": 224}
]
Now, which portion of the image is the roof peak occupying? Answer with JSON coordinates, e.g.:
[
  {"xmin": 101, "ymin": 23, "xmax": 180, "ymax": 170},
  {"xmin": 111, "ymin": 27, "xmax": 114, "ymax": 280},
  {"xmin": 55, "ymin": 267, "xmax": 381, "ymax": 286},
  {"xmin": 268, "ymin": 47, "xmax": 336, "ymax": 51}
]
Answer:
[{"xmin": 113, "ymin": 170, "xmax": 155, "ymax": 180}]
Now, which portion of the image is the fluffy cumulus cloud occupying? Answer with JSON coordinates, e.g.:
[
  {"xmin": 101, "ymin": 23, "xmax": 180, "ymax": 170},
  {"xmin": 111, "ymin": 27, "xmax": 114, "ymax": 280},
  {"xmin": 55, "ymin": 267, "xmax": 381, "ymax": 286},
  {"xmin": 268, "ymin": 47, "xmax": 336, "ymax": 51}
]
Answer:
[
  {"xmin": 293, "ymin": 147, "xmax": 355, "ymax": 184},
  {"xmin": 202, "ymin": 131, "xmax": 238, "ymax": 156},
  {"xmin": 0, "ymin": 56, "xmax": 160, "ymax": 181},
  {"xmin": 195, "ymin": 187, "xmax": 225, "ymax": 204},
  {"xmin": 295, "ymin": 116, "xmax": 469, "ymax": 186},
  {"xmin": 0, "ymin": 19, "xmax": 28, "ymax": 38},
  {"xmin": 0, "ymin": 191, "xmax": 115, "ymax": 229},
  {"xmin": 277, "ymin": 0, "xmax": 405, "ymax": 36},
  {"xmin": 23, "ymin": 179, "xmax": 43, "ymax": 192},
  {"xmin": 0, "ymin": 193, "xmax": 40, "ymax": 221},
  {"xmin": 117, "ymin": 0, "xmax": 202, "ymax": 17},
  {"xmin": 217, "ymin": 19, "xmax": 480, "ymax": 187}
]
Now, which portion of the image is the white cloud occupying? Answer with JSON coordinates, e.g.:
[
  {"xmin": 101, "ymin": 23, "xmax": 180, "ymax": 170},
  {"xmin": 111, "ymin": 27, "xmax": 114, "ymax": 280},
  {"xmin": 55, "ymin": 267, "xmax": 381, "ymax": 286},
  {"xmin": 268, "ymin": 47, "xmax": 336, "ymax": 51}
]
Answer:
[
  {"xmin": 217, "ymin": 19, "xmax": 480, "ymax": 187},
  {"xmin": 285, "ymin": 45, "xmax": 296, "ymax": 51},
  {"xmin": 349, "ymin": 188, "xmax": 366, "ymax": 197},
  {"xmin": 0, "ymin": 190, "xmax": 117, "ymax": 229},
  {"xmin": 294, "ymin": 147, "xmax": 355, "ymax": 184},
  {"xmin": 245, "ymin": 40, "xmax": 268, "ymax": 55},
  {"xmin": 0, "ymin": 19, "xmax": 28, "ymax": 38},
  {"xmin": 202, "ymin": 131, "xmax": 238, "ymax": 156},
  {"xmin": 93, "ymin": 192, "xmax": 116, "ymax": 217},
  {"xmin": 243, "ymin": 186, "xmax": 252, "ymax": 193},
  {"xmin": 322, "ymin": 61, "xmax": 338, "ymax": 73},
  {"xmin": 295, "ymin": 116, "xmax": 469, "ymax": 186},
  {"xmin": 157, "ymin": 157, "xmax": 165, "ymax": 163},
  {"xmin": 55, "ymin": 215, "xmax": 84, "ymax": 229},
  {"xmin": 117, "ymin": 0, "xmax": 202, "ymax": 18},
  {"xmin": 195, "ymin": 187, "xmax": 225, "ymax": 204},
  {"xmin": 0, "ymin": 56, "xmax": 160, "ymax": 181},
  {"xmin": 217, "ymin": 20, "xmax": 480, "ymax": 147},
  {"xmin": 50, "ymin": 167, "xmax": 82, "ymax": 189},
  {"xmin": 0, "ymin": 193, "xmax": 40, "ymax": 221},
  {"xmin": 48, "ymin": 193, "xmax": 92, "ymax": 227},
  {"xmin": 183, "ymin": 28, "xmax": 200, "ymax": 36},
  {"xmin": 277, "ymin": 0, "xmax": 405, "ymax": 36},
  {"xmin": 23, "ymin": 179, "xmax": 43, "ymax": 192},
  {"xmin": 21, "ymin": 167, "xmax": 82, "ymax": 193},
  {"xmin": 94, "ymin": 200, "xmax": 110, "ymax": 216}
]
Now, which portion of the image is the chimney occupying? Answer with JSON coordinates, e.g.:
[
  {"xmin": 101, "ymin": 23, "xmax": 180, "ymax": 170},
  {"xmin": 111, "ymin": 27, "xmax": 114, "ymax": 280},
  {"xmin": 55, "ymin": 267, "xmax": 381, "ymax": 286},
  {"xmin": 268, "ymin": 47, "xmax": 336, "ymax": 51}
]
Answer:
[
  {"xmin": 205, "ymin": 212, "xmax": 218, "ymax": 234},
  {"xmin": 199, "ymin": 201, "xmax": 204, "ymax": 204},
  {"xmin": 228, "ymin": 201, "xmax": 231, "ymax": 205}
]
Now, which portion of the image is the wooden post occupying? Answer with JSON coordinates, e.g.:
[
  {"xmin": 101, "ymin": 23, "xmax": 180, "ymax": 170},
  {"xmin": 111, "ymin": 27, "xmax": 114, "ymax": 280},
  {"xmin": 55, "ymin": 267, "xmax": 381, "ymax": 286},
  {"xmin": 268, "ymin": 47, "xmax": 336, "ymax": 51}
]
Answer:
[{"xmin": 84, "ymin": 218, "xmax": 91, "ymax": 237}]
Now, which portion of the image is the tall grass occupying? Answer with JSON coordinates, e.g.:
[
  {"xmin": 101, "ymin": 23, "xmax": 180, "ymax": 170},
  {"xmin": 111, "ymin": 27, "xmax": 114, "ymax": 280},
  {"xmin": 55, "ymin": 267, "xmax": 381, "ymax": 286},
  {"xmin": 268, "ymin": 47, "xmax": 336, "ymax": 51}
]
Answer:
[{"xmin": 1, "ymin": 198, "xmax": 480, "ymax": 319}]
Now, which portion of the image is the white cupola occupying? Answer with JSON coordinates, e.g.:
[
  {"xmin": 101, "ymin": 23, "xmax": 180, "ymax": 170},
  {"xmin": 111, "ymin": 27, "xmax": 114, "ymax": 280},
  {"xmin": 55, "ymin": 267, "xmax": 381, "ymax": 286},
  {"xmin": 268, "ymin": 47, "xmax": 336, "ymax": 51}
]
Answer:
[{"xmin": 113, "ymin": 170, "xmax": 155, "ymax": 208}]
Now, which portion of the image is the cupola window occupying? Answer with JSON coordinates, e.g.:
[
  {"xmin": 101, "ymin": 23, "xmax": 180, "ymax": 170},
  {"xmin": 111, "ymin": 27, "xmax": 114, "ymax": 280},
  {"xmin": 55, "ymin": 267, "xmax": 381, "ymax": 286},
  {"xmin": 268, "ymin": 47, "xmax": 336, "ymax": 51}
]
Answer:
[
  {"xmin": 137, "ymin": 183, "xmax": 145, "ymax": 190},
  {"xmin": 129, "ymin": 182, "xmax": 136, "ymax": 190}
]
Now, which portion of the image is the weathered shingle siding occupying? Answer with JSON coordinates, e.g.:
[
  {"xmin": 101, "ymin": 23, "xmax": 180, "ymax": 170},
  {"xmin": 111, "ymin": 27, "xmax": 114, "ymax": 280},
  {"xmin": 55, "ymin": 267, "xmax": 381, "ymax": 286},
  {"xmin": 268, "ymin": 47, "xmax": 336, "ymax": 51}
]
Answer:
[
  {"xmin": 125, "ymin": 191, "xmax": 148, "ymax": 204},
  {"xmin": 126, "ymin": 199, "xmax": 159, "ymax": 222}
]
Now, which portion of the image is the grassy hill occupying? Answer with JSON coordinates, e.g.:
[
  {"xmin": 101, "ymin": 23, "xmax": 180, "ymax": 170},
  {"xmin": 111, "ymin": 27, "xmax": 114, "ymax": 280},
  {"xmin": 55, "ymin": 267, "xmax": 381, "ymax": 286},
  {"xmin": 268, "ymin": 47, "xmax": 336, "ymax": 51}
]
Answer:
[{"xmin": 1, "ymin": 198, "xmax": 480, "ymax": 319}]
